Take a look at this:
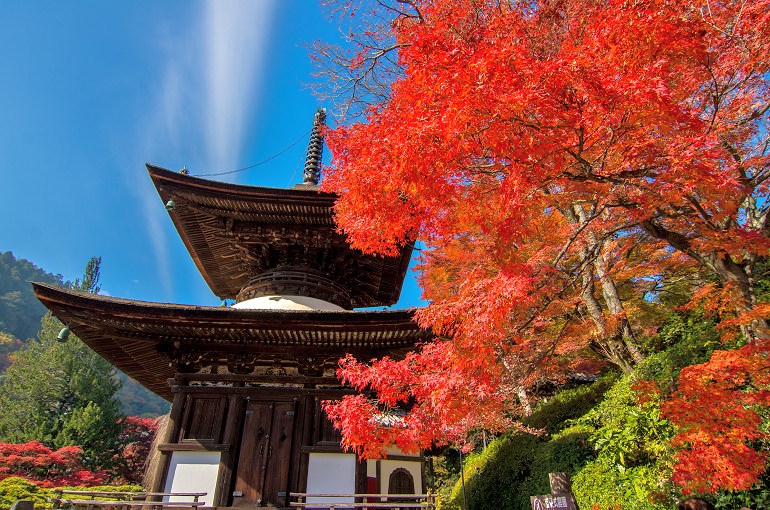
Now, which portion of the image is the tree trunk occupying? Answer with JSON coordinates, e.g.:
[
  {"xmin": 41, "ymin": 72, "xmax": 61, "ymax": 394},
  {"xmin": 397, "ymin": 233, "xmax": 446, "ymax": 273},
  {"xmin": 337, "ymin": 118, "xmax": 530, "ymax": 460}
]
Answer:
[
  {"xmin": 569, "ymin": 203, "xmax": 644, "ymax": 370},
  {"xmin": 517, "ymin": 386, "xmax": 532, "ymax": 416},
  {"xmin": 641, "ymin": 219, "xmax": 769, "ymax": 341},
  {"xmin": 579, "ymin": 249, "xmax": 635, "ymax": 373},
  {"xmin": 594, "ymin": 248, "xmax": 645, "ymax": 364}
]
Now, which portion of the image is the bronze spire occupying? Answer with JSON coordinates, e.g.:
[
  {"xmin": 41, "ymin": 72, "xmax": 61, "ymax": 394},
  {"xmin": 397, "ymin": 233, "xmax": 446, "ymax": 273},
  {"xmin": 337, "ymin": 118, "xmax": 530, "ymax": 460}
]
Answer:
[{"xmin": 303, "ymin": 108, "xmax": 326, "ymax": 185}]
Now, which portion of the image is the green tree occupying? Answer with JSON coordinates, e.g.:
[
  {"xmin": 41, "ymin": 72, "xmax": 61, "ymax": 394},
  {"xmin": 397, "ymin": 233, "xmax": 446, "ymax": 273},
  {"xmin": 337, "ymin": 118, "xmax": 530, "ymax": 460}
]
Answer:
[
  {"xmin": 0, "ymin": 257, "xmax": 124, "ymax": 471},
  {"xmin": 0, "ymin": 251, "xmax": 63, "ymax": 342}
]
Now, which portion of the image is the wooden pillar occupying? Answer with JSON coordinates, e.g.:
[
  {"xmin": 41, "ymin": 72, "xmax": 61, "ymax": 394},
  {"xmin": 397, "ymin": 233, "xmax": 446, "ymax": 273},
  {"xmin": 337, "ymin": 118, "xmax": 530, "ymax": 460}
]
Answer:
[
  {"xmin": 215, "ymin": 394, "xmax": 245, "ymax": 507},
  {"xmin": 148, "ymin": 384, "xmax": 185, "ymax": 492},
  {"xmin": 354, "ymin": 456, "xmax": 368, "ymax": 507}
]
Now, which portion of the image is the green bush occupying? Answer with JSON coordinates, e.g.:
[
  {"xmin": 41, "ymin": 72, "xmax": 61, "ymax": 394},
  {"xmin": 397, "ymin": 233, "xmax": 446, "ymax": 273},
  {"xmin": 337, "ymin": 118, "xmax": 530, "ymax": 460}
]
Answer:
[
  {"xmin": 571, "ymin": 373, "xmax": 675, "ymax": 509},
  {"xmin": 524, "ymin": 373, "xmax": 618, "ymax": 434},
  {"xmin": 441, "ymin": 432, "xmax": 540, "ymax": 510},
  {"xmin": 573, "ymin": 457, "xmax": 672, "ymax": 510},
  {"xmin": 0, "ymin": 479, "xmax": 143, "ymax": 510},
  {"xmin": 0, "ymin": 477, "xmax": 49, "ymax": 510},
  {"xmin": 514, "ymin": 425, "xmax": 595, "ymax": 509}
]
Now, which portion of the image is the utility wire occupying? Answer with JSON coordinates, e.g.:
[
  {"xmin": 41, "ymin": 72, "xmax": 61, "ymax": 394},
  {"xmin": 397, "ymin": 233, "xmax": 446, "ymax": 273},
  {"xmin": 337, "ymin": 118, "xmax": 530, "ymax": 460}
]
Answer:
[{"xmin": 192, "ymin": 128, "xmax": 312, "ymax": 177}]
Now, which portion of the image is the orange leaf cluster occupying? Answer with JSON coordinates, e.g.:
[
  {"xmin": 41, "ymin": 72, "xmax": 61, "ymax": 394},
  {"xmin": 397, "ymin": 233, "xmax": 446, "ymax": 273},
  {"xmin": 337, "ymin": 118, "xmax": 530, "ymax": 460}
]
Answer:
[{"xmin": 661, "ymin": 339, "xmax": 770, "ymax": 493}]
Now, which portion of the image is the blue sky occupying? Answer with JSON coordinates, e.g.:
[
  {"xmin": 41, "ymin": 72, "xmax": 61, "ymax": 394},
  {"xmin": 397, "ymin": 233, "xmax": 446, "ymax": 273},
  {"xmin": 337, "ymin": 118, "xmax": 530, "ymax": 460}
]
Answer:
[{"xmin": 0, "ymin": 1, "xmax": 424, "ymax": 309}]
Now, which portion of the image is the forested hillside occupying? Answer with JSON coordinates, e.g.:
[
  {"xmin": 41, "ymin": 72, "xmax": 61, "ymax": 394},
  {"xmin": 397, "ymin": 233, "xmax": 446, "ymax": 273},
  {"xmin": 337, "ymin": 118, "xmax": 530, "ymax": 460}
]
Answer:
[
  {"xmin": 0, "ymin": 251, "xmax": 168, "ymax": 417},
  {"xmin": 0, "ymin": 252, "xmax": 63, "ymax": 341}
]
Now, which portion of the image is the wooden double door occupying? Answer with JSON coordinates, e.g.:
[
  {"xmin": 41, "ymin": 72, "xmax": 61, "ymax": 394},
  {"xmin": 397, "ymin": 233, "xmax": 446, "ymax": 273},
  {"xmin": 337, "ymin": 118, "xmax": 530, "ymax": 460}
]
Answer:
[{"xmin": 234, "ymin": 400, "xmax": 298, "ymax": 507}]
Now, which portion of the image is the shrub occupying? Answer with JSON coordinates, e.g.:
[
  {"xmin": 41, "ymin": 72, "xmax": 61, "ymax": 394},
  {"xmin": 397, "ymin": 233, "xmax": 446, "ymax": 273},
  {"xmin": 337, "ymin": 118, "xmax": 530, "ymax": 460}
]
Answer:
[
  {"xmin": 0, "ymin": 478, "xmax": 143, "ymax": 510},
  {"xmin": 525, "ymin": 374, "xmax": 618, "ymax": 434},
  {"xmin": 0, "ymin": 477, "xmax": 49, "ymax": 510},
  {"xmin": 572, "ymin": 375, "xmax": 675, "ymax": 509},
  {"xmin": 514, "ymin": 425, "xmax": 595, "ymax": 509},
  {"xmin": 573, "ymin": 458, "xmax": 672, "ymax": 510},
  {"xmin": 441, "ymin": 433, "xmax": 540, "ymax": 510},
  {"xmin": 0, "ymin": 442, "xmax": 108, "ymax": 487}
]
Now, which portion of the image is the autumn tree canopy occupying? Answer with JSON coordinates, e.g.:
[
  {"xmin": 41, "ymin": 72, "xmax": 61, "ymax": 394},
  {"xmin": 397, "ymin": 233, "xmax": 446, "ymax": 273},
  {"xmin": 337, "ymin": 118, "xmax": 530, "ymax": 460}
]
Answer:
[{"xmin": 318, "ymin": 0, "xmax": 770, "ymax": 469}]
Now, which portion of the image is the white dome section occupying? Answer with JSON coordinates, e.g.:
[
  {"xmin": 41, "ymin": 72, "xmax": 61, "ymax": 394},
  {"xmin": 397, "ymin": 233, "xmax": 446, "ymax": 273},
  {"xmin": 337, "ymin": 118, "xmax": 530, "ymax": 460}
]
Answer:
[{"xmin": 232, "ymin": 295, "xmax": 345, "ymax": 311}]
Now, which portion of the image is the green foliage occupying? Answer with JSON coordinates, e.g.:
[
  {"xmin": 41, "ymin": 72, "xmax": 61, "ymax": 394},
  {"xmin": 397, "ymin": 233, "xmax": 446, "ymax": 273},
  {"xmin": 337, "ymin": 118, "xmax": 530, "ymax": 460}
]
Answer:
[
  {"xmin": 581, "ymin": 378, "xmax": 672, "ymax": 469},
  {"xmin": 636, "ymin": 312, "xmax": 722, "ymax": 393},
  {"xmin": 524, "ymin": 373, "xmax": 618, "ymax": 434},
  {"xmin": 514, "ymin": 425, "xmax": 595, "ymax": 509},
  {"xmin": 441, "ymin": 433, "xmax": 540, "ymax": 510},
  {"xmin": 0, "ymin": 477, "xmax": 49, "ymax": 510},
  {"xmin": 0, "ymin": 478, "xmax": 143, "ymax": 510},
  {"xmin": 572, "ymin": 375, "xmax": 675, "ymax": 509},
  {"xmin": 0, "ymin": 252, "xmax": 165, "ymax": 418},
  {"xmin": 437, "ymin": 376, "xmax": 613, "ymax": 510},
  {"xmin": 426, "ymin": 448, "xmax": 461, "ymax": 506},
  {"xmin": 115, "ymin": 375, "xmax": 169, "ymax": 418},
  {"xmin": 573, "ymin": 457, "xmax": 672, "ymax": 510},
  {"xmin": 0, "ymin": 252, "xmax": 63, "ymax": 342},
  {"xmin": 568, "ymin": 314, "xmax": 728, "ymax": 510},
  {"xmin": 432, "ymin": 311, "xmax": 770, "ymax": 510},
  {"xmin": 712, "ymin": 470, "xmax": 770, "ymax": 509},
  {"xmin": 0, "ymin": 332, "xmax": 21, "ymax": 373},
  {"xmin": 0, "ymin": 258, "xmax": 124, "ymax": 472}
]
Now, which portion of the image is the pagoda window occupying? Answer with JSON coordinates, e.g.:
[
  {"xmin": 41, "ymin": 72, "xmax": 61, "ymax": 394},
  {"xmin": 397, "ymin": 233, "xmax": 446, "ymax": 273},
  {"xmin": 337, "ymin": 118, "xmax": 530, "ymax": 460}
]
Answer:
[{"xmin": 388, "ymin": 468, "xmax": 415, "ymax": 495}]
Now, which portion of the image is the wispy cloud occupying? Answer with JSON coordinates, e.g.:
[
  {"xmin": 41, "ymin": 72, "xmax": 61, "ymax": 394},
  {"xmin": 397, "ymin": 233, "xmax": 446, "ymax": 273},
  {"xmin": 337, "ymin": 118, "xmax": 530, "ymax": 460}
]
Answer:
[
  {"xmin": 204, "ymin": 0, "xmax": 277, "ymax": 174},
  {"xmin": 128, "ymin": 0, "xmax": 277, "ymax": 302}
]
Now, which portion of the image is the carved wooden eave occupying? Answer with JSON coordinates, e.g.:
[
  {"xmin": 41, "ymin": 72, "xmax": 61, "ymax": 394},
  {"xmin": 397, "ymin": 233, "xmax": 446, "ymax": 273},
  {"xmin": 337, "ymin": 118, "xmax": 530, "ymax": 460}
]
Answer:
[
  {"xmin": 33, "ymin": 283, "xmax": 430, "ymax": 401},
  {"xmin": 147, "ymin": 164, "xmax": 413, "ymax": 308}
]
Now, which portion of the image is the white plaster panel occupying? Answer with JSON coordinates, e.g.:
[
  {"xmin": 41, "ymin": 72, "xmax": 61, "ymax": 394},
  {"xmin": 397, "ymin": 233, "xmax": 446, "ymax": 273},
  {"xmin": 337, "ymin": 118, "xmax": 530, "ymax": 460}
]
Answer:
[
  {"xmin": 306, "ymin": 453, "xmax": 356, "ymax": 504},
  {"xmin": 163, "ymin": 451, "xmax": 221, "ymax": 506}
]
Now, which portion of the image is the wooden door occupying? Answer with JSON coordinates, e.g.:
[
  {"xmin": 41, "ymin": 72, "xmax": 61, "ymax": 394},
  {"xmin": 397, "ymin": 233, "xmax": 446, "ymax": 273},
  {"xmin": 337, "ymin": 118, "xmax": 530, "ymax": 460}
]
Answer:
[
  {"xmin": 261, "ymin": 402, "xmax": 296, "ymax": 507},
  {"xmin": 233, "ymin": 401, "xmax": 297, "ymax": 507}
]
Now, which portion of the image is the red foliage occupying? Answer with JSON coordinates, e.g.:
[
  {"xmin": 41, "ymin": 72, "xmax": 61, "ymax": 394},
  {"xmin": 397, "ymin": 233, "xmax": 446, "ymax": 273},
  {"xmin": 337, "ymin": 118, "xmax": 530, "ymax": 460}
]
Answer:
[
  {"xmin": 661, "ymin": 339, "xmax": 770, "ymax": 493},
  {"xmin": 324, "ymin": 342, "xmax": 527, "ymax": 458},
  {"xmin": 115, "ymin": 416, "xmax": 159, "ymax": 484},
  {"xmin": 0, "ymin": 441, "xmax": 108, "ymax": 487},
  {"xmin": 318, "ymin": 1, "xmax": 770, "ymax": 499}
]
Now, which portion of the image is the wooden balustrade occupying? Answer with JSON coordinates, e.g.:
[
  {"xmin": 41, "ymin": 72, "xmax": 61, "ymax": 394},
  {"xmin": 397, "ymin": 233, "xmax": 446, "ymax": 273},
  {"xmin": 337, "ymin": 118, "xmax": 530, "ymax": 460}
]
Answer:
[{"xmin": 289, "ymin": 493, "xmax": 436, "ymax": 509}]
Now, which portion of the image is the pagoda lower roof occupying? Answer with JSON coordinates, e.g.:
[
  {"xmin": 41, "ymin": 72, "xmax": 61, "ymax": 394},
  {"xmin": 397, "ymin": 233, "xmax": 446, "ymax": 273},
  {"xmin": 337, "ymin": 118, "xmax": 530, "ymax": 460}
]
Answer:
[
  {"xmin": 147, "ymin": 165, "xmax": 412, "ymax": 308},
  {"xmin": 33, "ymin": 283, "xmax": 430, "ymax": 401}
]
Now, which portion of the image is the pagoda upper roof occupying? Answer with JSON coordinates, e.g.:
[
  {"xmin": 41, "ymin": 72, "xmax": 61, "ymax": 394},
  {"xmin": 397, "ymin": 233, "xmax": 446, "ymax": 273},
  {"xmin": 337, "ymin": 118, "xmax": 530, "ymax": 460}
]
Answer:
[
  {"xmin": 147, "ymin": 164, "xmax": 413, "ymax": 308},
  {"xmin": 33, "ymin": 283, "xmax": 429, "ymax": 400}
]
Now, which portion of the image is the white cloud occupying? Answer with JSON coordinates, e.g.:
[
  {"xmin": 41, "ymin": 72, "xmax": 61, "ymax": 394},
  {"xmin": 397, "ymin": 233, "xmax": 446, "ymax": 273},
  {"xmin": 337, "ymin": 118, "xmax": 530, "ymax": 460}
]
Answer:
[
  {"xmin": 204, "ymin": 0, "xmax": 277, "ymax": 174},
  {"xmin": 128, "ymin": 0, "xmax": 277, "ymax": 302}
]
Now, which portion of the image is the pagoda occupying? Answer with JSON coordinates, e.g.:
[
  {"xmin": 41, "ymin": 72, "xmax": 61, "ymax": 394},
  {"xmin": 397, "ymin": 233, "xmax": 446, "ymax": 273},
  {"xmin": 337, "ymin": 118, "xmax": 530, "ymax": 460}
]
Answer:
[{"xmin": 33, "ymin": 110, "xmax": 430, "ymax": 508}]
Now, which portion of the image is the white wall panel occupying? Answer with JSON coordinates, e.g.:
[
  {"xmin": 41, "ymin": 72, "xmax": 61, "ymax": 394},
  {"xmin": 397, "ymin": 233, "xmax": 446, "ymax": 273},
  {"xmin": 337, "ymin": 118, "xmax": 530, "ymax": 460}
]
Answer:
[
  {"xmin": 163, "ymin": 451, "xmax": 221, "ymax": 506},
  {"xmin": 306, "ymin": 453, "xmax": 356, "ymax": 504}
]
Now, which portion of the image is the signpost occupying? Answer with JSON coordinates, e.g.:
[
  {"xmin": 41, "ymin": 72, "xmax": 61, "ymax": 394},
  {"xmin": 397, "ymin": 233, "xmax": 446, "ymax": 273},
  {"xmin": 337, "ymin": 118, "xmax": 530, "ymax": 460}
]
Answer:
[{"xmin": 530, "ymin": 473, "xmax": 579, "ymax": 510}]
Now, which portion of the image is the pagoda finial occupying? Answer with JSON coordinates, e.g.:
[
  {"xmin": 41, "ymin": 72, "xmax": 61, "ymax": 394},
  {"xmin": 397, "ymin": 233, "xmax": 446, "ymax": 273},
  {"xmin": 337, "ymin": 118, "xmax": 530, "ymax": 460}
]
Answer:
[{"xmin": 303, "ymin": 108, "xmax": 326, "ymax": 185}]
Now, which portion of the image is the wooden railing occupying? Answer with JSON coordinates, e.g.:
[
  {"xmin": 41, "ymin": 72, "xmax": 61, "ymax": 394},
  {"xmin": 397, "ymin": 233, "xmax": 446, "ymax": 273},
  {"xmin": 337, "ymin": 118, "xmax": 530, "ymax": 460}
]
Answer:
[
  {"xmin": 49, "ymin": 491, "xmax": 207, "ymax": 510},
  {"xmin": 289, "ymin": 493, "xmax": 436, "ymax": 509}
]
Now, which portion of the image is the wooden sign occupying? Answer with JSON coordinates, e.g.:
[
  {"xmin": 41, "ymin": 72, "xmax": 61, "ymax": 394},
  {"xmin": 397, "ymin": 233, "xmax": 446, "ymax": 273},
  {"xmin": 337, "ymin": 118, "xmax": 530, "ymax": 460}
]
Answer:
[
  {"xmin": 531, "ymin": 473, "xmax": 579, "ymax": 510},
  {"xmin": 530, "ymin": 494, "xmax": 577, "ymax": 510}
]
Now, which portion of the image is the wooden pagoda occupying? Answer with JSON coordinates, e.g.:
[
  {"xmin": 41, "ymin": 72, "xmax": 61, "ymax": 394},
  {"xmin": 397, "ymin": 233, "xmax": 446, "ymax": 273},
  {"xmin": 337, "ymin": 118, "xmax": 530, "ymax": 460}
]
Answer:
[{"xmin": 33, "ymin": 111, "xmax": 429, "ymax": 509}]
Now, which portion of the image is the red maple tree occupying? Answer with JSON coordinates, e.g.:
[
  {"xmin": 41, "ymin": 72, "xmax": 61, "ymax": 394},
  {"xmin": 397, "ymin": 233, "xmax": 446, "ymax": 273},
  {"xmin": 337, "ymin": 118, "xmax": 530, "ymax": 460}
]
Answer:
[
  {"xmin": 115, "ymin": 416, "xmax": 159, "ymax": 484},
  {"xmin": 0, "ymin": 441, "xmax": 108, "ymax": 487},
  {"xmin": 662, "ymin": 335, "xmax": 770, "ymax": 493},
  {"xmin": 318, "ymin": 0, "xmax": 770, "ymax": 482}
]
